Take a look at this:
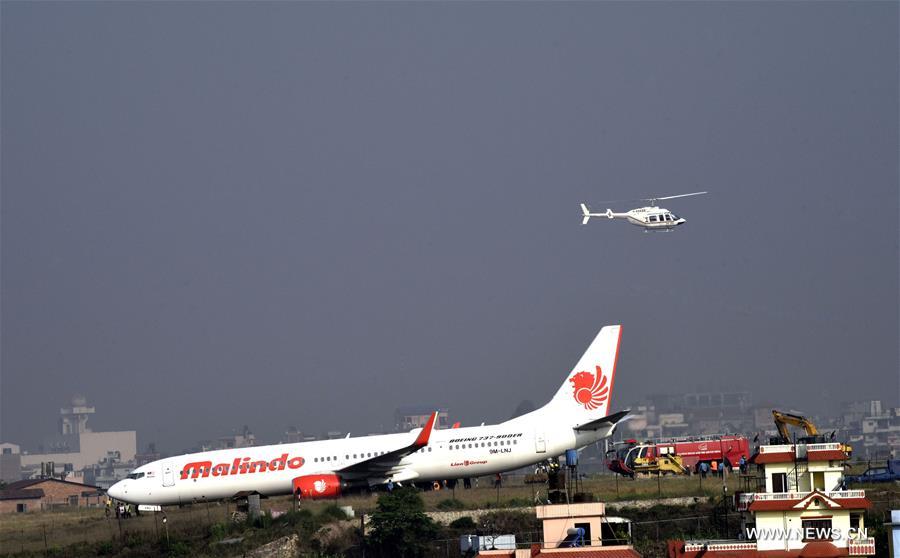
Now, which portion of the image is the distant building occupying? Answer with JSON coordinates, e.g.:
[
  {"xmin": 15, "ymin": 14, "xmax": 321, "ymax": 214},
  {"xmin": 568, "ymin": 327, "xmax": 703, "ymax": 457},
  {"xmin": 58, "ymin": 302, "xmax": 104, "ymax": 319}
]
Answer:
[
  {"xmin": 394, "ymin": 406, "xmax": 450, "ymax": 432},
  {"xmin": 0, "ymin": 478, "xmax": 103, "ymax": 514},
  {"xmin": 194, "ymin": 425, "xmax": 256, "ymax": 452},
  {"xmin": 620, "ymin": 402, "xmax": 660, "ymax": 439},
  {"xmin": 860, "ymin": 405, "xmax": 900, "ymax": 459},
  {"xmin": 839, "ymin": 400, "xmax": 900, "ymax": 460},
  {"xmin": 0, "ymin": 443, "xmax": 22, "ymax": 484},
  {"xmin": 751, "ymin": 406, "xmax": 777, "ymax": 432},
  {"xmin": 658, "ymin": 413, "xmax": 690, "ymax": 438},
  {"xmin": 619, "ymin": 403, "xmax": 692, "ymax": 439},
  {"xmin": 283, "ymin": 426, "xmax": 304, "ymax": 444},
  {"xmin": 82, "ymin": 451, "xmax": 134, "ymax": 489},
  {"xmin": 134, "ymin": 443, "xmax": 161, "ymax": 467},
  {"xmin": 58, "ymin": 395, "xmax": 94, "ymax": 435},
  {"xmin": 839, "ymin": 400, "xmax": 881, "ymax": 428},
  {"xmin": 649, "ymin": 391, "xmax": 754, "ymax": 436},
  {"xmin": 18, "ymin": 396, "xmax": 136, "ymax": 479},
  {"xmin": 651, "ymin": 390, "xmax": 752, "ymax": 414}
]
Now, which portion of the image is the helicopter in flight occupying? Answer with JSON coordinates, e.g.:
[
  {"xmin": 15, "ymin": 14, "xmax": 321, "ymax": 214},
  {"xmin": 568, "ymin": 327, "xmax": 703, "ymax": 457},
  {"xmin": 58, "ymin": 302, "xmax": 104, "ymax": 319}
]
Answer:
[{"xmin": 580, "ymin": 191, "xmax": 707, "ymax": 231}]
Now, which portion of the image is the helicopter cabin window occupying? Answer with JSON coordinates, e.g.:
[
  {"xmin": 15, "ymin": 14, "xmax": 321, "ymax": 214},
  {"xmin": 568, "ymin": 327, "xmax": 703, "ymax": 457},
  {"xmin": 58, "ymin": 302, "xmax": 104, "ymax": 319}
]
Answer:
[
  {"xmin": 649, "ymin": 215, "xmax": 658, "ymax": 222},
  {"xmin": 665, "ymin": 214, "xmax": 672, "ymax": 221}
]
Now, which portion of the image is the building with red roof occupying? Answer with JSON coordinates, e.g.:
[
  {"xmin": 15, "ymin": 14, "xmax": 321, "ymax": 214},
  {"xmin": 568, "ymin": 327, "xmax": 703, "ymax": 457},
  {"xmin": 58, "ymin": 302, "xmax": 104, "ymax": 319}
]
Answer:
[{"xmin": 668, "ymin": 442, "xmax": 875, "ymax": 557}]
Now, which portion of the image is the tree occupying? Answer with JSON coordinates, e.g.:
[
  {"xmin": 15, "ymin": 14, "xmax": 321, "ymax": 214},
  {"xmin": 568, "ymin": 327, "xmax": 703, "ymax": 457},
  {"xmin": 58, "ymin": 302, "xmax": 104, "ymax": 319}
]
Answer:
[{"xmin": 367, "ymin": 488, "xmax": 438, "ymax": 558}]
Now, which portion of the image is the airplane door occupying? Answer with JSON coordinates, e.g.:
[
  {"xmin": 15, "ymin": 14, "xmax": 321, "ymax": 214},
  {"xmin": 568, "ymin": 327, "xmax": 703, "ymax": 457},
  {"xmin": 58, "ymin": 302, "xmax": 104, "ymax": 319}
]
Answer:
[
  {"xmin": 162, "ymin": 462, "xmax": 175, "ymax": 487},
  {"xmin": 535, "ymin": 431, "xmax": 547, "ymax": 453}
]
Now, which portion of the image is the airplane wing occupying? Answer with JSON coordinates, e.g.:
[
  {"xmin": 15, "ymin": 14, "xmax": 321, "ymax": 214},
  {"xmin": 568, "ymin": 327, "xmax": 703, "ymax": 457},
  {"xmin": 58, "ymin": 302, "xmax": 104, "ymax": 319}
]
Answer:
[
  {"xmin": 573, "ymin": 409, "xmax": 631, "ymax": 432},
  {"xmin": 336, "ymin": 411, "xmax": 438, "ymax": 481}
]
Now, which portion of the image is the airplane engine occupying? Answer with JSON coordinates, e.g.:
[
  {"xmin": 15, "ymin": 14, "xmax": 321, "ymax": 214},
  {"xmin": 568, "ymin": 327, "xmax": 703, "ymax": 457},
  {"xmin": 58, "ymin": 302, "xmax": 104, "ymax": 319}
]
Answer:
[{"xmin": 292, "ymin": 474, "xmax": 343, "ymax": 499}]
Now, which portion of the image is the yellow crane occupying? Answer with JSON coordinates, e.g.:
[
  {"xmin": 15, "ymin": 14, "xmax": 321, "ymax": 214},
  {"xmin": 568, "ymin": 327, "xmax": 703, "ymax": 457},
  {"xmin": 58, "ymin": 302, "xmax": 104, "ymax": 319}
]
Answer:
[
  {"xmin": 772, "ymin": 410, "xmax": 819, "ymax": 442},
  {"xmin": 771, "ymin": 410, "xmax": 852, "ymax": 456}
]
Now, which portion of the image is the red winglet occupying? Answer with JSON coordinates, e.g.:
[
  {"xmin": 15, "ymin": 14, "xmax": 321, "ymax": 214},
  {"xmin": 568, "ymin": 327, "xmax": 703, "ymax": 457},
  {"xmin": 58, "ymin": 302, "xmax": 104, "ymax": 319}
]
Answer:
[
  {"xmin": 451, "ymin": 422, "xmax": 460, "ymax": 429},
  {"xmin": 414, "ymin": 411, "xmax": 438, "ymax": 447}
]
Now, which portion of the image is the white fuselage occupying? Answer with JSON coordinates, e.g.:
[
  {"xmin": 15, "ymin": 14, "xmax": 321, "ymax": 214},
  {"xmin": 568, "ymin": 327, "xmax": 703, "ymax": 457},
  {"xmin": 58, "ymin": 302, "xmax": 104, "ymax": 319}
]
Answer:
[
  {"xmin": 614, "ymin": 206, "xmax": 685, "ymax": 230},
  {"xmin": 108, "ymin": 416, "xmax": 605, "ymax": 506}
]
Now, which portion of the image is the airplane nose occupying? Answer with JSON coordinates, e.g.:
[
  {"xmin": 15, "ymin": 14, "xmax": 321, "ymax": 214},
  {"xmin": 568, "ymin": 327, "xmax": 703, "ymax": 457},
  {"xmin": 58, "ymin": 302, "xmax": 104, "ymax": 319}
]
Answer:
[{"xmin": 107, "ymin": 481, "xmax": 125, "ymax": 500}]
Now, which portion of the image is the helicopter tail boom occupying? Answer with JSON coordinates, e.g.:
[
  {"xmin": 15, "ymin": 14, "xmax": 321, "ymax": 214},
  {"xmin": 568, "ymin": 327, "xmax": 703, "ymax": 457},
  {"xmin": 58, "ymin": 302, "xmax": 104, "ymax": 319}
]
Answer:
[{"xmin": 580, "ymin": 204, "xmax": 608, "ymax": 225}]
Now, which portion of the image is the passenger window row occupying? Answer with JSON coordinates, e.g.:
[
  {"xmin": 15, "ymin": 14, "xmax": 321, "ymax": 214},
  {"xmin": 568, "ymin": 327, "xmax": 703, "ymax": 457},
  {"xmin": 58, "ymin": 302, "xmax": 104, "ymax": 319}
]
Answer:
[
  {"xmin": 314, "ymin": 450, "xmax": 397, "ymax": 463},
  {"xmin": 450, "ymin": 440, "xmax": 516, "ymax": 451},
  {"xmin": 649, "ymin": 214, "xmax": 676, "ymax": 223}
]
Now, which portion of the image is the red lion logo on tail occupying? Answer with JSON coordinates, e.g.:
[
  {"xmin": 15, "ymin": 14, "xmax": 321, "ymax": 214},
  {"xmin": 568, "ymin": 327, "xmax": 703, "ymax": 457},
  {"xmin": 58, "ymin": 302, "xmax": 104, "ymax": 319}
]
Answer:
[{"xmin": 570, "ymin": 366, "xmax": 609, "ymax": 410}]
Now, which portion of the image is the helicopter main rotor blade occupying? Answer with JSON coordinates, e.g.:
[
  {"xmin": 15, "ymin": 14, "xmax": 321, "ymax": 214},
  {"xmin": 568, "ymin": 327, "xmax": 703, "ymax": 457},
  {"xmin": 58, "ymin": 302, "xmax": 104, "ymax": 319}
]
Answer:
[
  {"xmin": 587, "ymin": 198, "xmax": 643, "ymax": 205},
  {"xmin": 644, "ymin": 191, "xmax": 708, "ymax": 201}
]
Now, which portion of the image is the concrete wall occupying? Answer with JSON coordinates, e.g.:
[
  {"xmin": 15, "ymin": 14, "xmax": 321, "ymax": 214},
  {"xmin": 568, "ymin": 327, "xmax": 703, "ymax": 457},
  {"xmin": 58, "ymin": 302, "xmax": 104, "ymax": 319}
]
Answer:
[{"xmin": 0, "ymin": 453, "xmax": 22, "ymax": 483}]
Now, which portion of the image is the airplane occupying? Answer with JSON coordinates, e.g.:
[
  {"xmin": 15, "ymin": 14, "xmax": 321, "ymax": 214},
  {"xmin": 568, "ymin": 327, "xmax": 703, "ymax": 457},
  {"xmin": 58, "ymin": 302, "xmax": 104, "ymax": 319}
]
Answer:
[
  {"xmin": 580, "ymin": 192, "xmax": 707, "ymax": 231},
  {"xmin": 107, "ymin": 325, "xmax": 629, "ymax": 506}
]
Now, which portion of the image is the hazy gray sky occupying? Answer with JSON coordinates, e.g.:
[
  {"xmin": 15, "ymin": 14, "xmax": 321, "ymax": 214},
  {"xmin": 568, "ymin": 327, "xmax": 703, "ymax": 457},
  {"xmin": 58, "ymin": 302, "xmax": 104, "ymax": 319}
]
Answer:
[{"xmin": 2, "ymin": 1, "xmax": 897, "ymax": 453}]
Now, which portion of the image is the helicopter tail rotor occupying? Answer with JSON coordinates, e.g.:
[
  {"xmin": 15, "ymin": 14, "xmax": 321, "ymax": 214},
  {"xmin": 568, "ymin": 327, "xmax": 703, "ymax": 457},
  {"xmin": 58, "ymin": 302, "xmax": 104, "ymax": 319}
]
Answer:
[{"xmin": 605, "ymin": 209, "xmax": 615, "ymax": 219}]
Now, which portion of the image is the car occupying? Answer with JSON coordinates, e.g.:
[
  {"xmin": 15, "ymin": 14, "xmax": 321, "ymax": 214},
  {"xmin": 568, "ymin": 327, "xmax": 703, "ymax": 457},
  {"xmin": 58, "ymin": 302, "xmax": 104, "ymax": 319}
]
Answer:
[{"xmin": 845, "ymin": 460, "xmax": 900, "ymax": 484}]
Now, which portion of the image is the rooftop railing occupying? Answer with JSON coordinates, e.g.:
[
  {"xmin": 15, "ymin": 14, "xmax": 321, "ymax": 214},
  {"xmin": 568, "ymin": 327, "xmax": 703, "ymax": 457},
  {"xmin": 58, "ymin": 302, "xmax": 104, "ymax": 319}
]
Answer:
[
  {"xmin": 736, "ymin": 489, "xmax": 866, "ymax": 509},
  {"xmin": 757, "ymin": 442, "xmax": 843, "ymax": 454}
]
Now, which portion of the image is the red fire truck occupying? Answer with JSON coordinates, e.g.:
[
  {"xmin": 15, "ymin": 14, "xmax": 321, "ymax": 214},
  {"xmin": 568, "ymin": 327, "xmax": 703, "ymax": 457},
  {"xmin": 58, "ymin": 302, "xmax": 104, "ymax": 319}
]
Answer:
[{"xmin": 607, "ymin": 435, "xmax": 751, "ymax": 477}]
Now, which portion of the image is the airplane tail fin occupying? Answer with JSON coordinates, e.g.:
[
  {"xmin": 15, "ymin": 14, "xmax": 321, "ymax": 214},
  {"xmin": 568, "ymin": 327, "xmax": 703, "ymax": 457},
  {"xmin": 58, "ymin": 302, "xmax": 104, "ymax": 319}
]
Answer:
[
  {"xmin": 535, "ymin": 326, "xmax": 623, "ymax": 427},
  {"xmin": 581, "ymin": 204, "xmax": 591, "ymax": 225}
]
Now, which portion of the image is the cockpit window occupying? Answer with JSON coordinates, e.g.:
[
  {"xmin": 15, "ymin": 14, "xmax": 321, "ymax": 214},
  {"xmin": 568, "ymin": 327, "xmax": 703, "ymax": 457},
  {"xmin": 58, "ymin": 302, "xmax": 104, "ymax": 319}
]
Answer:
[
  {"xmin": 670, "ymin": 213, "xmax": 678, "ymax": 220},
  {"xmin": 126, "ymin": 472, "xmax": 145, "ymax": 480}
]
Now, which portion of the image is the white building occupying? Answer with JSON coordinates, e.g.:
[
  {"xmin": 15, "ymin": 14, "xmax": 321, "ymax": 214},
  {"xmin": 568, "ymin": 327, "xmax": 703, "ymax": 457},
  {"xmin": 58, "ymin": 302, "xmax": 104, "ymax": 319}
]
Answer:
[{"xmin": 671, "ymin": 441, "xmax": 875, "ymax": 557}]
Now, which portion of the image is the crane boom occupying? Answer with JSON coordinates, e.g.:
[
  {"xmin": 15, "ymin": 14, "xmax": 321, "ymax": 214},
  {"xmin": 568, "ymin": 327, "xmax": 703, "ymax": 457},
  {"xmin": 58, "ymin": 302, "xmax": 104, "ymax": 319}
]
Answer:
[{"xmin": 772, "ymin": 409, "xmax": 820, "ymax": 443}]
